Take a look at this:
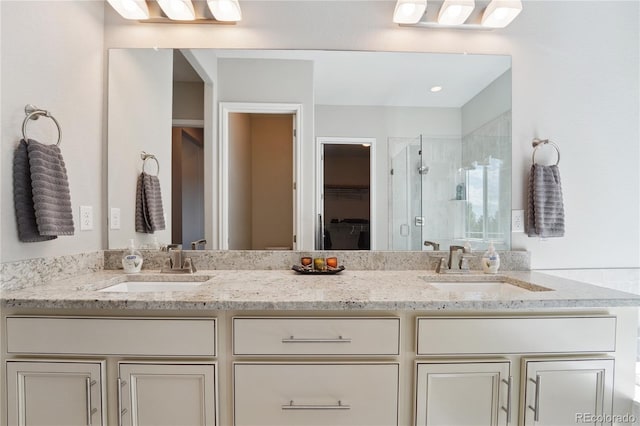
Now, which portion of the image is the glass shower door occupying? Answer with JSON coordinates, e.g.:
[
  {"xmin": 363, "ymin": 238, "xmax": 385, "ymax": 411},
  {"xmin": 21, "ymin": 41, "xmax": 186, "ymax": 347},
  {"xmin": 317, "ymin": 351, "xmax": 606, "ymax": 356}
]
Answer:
[{"xmin": 388, "ymin": 136, "xmax": 424, "ymax": 250}]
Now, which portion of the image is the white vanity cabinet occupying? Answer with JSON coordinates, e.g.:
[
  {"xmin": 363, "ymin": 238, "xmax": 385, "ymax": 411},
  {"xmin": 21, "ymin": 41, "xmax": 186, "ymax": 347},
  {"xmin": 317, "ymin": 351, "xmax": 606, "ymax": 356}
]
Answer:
[
  {"xmin": 415, "ymin": 315, "xmax": 618, "ymax": 426},
  {"xmin": 232, "ymin": 317, "xmax": 401, "ymax": 426},
  {"xmin": 415, "ymin": 360, "xmax": 511, "ymax": 426},
  {"xmin": 520, "ymin": 357, "xmax": 614, "ymax": 426},
  {"xmin": 6, "ymin": 359, "xmax": 106, "ymax": 426},
  {"xmin": 4, "ymin": 316, "xmax": 217, "ymax": 426}
]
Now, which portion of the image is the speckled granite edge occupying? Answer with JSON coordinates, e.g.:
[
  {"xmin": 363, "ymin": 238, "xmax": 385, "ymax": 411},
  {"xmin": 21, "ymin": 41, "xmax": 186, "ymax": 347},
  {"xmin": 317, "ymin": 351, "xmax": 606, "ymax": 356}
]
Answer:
[
  {"xmin": 0, "ymin": 251, "xmax": 104, "ymax": 291},
  {"xmin": 103, "ymin": 250, "xmax": 531, "ymax": 272}
]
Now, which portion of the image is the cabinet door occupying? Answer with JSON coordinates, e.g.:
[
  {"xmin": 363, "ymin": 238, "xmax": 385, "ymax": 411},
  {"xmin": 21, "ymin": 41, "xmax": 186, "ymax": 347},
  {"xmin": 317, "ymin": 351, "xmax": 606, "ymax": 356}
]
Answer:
[
  {"xmin": 118, "ymin": 362, "xmax": 216, "ymax": 426},
  {"xmin": 234, "ymin": 363, "xmax": 399, "ymax": 426},
  {"xmin": 6, "ymin": 360, "xmax": 105, "ymax": 426},
  {"xmin": 521, "ymin": 357, "xmax": 614, "ymax": 426},
  {"xmin": 415, "ymin": 361, "xmax": 511, "ymax": 426}
]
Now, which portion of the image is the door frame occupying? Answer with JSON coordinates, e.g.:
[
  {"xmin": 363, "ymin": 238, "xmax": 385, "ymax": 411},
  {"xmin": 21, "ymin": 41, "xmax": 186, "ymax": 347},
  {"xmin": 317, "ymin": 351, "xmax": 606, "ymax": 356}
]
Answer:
[
  {"xmin": 316, "ymin": 136, "xmax": 376, "ymax": 250},
  {"xmin": 219, "ymin": 102, "xmax": 302, "ymax": 250}
]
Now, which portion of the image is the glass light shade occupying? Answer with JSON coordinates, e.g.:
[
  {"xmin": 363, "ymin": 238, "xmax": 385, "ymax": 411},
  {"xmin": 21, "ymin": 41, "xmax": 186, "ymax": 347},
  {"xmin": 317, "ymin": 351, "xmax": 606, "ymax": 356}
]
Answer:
[
  {"xmin": 157, "ymin": 0, "xmax": 196, "ymax": 21},
  {"xmin": 437, "ymin": 0, "xmax": 474, "ymax": 25},
  {"xmin": 208, "ymin": 0, "xmax": 242, "ymax": 21},
  {"xmin": 106, "ymin": 0, "xmax": 149, "ymax": 20},
  {"xmin": 481, "ymin": 0, "xmax": 522, "ymax": 28},
  {"xmin": 393, "ymin": 0, "xmax": 427, "ymax": 24}
]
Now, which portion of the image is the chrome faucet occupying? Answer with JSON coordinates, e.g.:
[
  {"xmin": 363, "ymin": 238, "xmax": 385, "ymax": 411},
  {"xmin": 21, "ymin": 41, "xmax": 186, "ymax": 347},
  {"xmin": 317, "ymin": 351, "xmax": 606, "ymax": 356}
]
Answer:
[
  {"xmin": 191, "ymin": 239, "xmax": 207, "ymax": 250},
  {"xmin": 424, "ymin": 240, "xmax": 440, "ymax": 250},
  {"xmin": 161, "ymin": 246, "xmax": 197, "ymax": 273},
  {"xmin": 448, "ymin": 245, "xmax": 466, "ymax": 270}
]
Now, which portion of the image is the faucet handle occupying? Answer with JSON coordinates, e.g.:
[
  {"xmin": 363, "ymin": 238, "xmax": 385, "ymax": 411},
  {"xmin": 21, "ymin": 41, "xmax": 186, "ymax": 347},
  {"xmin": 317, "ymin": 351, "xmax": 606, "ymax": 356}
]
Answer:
[
  {"xmin": 183, "ymin": 258, "xmax": 197, "ymax": 273},
  {"xmin": 435, "ymin": 257, "xmax": 448, "ymax": 273}
]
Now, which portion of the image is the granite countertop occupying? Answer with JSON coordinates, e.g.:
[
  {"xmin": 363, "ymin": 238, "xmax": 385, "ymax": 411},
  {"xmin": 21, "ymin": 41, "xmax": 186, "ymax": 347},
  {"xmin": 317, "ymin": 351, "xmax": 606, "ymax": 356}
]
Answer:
[{"xmin": 2, "ymin": 269, "xmax": 640, "ymax": 311}]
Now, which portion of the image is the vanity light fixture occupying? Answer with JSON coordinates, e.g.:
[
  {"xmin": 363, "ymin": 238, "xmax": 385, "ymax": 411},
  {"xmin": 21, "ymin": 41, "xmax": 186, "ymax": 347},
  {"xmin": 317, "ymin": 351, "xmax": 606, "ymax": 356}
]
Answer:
[
  {"xmin": 437, "ymin": 0, "xmax": 474, "ymax": 25},
  {"xmin": 393, "ymin": 0, "xmax": 428, "ymax": 24},
  {"xmin": 106, "ymin": 0, "xmax": 149, "ymax": 20},
  {"xmin": 157, "ymin": 0, "xmax": 196, "ymax": 21},
  {"xmin": 481, "ymin": 0, "xmax": 523, "ymax": 28},
  {"xmin": 207, "ymin": 0, "xmax": 242, "ymax": 22}
]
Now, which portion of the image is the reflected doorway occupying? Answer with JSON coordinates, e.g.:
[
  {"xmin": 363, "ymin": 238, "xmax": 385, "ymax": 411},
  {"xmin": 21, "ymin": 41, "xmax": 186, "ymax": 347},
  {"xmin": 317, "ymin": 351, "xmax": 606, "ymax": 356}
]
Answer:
[
  {"xmin": 317, "ymin": 137, "xmax": 375, "ymax": 250},
  {"xmin": 172, "ymin": 127, "xmax": 205, "ymax": 247},
  {"xmin": 227, "ymin": 113, "xmax": 294, "ymax": 250}
]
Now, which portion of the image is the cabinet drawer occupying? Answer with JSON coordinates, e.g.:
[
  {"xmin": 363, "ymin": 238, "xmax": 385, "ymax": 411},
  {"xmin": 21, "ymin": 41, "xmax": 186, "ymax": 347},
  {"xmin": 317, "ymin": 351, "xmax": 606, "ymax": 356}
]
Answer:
[
  {"xmin": 416, "ymin": 316, "xmax": 616, "ymax": 355},
  {"xmin": 233, "ymin": 363, "xmax": 399, "ymax": 426},
  {"xmin": 6, "ymin": 316, "xmax": 216, "ymax": 356},
  {"xmin": 233, "ymin": 317, "xmax": 400, "ymax": 355}
]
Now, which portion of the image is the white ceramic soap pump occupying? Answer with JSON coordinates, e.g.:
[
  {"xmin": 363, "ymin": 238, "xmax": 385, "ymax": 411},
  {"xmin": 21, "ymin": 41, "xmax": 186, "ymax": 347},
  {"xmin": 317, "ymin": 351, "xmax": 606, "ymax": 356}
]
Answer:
[{"xmin": 482, "ymin": 242, "xmax": 500, "ymax": 274}]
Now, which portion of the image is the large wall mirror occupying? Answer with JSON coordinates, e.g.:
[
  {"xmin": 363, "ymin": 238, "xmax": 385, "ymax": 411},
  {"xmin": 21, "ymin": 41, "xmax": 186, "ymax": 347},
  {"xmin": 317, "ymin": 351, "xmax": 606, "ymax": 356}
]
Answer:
[{"xmin": 107, "ymin": 49, "xmax": 511, "ymax": 252}]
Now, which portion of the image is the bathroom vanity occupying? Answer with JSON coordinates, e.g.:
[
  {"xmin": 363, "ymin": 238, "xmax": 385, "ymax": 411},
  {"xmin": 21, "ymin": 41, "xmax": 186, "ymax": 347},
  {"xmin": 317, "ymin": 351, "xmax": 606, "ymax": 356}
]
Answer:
[{"xmin": 1, "ymin": 268, "xmax": 638, "ymax": 426}]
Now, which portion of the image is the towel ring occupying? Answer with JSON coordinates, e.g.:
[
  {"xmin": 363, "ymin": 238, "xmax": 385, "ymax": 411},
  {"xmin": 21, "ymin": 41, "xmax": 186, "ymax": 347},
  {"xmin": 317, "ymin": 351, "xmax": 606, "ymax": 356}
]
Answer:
[
  {"xmin": 141, "ymin": 151, "xmax": 160, "ymax": 176},
  {"xmin": 22, "ymin": 104, "xmax": 62, "ymax": 146},
  {"xmin": 532, "ymin": 138, "xmax": 560, "ymax": 166}
]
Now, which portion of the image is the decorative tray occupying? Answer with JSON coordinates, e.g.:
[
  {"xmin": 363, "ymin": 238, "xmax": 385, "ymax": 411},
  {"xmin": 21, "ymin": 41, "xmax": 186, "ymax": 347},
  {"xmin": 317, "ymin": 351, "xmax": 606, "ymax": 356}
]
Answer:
[{"xmin": 291, "ymin": 265, "xmax": 345, "ymax": 275}]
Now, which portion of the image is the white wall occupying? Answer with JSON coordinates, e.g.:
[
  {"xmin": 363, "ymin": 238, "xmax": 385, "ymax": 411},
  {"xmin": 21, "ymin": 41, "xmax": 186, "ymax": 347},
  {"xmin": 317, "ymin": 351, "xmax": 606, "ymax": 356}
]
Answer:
[
  {"xmin": 173, "ymin": 82, "xmax": 204, "ymax": 121},
  {"xmin": 103, "ymin": 0, "xmax": 639, "ymax": 269},
  {"xmin": 462, "ymin": 70, "xmax": 512, "ymax": 137},
  {"xmin": 107, "ymin": 49, "xmax": 173, "ymax": 249},
  {"xmin": 1, "ymin": 1, "xmax": 104, "ymax": 262}
]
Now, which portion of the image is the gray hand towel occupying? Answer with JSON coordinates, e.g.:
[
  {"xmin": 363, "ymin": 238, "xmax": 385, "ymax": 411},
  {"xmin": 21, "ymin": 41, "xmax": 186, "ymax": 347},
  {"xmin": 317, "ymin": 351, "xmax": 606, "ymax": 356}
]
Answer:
[
  {"xmin": 135, "ymin": 172, "xmax": 166, "ymax": 233},
  {"xmin": 527, "ymin": 164, "xmax": 565, "ymax": 237},
  {"xmin": 26, "ymin": 140, "xmax": 75, "ymax": 236},
  {"xmin": 13, "ymin": 140, "xmax": 57, "ymax": 242}
]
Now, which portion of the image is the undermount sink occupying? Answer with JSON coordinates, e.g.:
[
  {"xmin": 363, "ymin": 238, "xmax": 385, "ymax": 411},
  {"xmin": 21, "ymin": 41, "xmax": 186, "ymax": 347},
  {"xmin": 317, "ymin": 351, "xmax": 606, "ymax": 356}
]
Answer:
[
  {"xmin": 428, "ymin": 281, "xmax": 532, "ymax": 294},
  {"xmin": 98, "ymin": 276, "xmax": 211, "ymax": 293},
  {"xmin": 420, "ymin": 277, "xmax": 552, "ymax": 294}
]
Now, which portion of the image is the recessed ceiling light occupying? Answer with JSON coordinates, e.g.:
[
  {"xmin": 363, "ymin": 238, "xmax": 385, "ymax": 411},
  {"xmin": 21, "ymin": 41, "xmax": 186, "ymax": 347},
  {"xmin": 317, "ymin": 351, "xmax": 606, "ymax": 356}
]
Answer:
[{"xmin": 430, "ymin": 86, "xmax": 443, "ymax": 92}]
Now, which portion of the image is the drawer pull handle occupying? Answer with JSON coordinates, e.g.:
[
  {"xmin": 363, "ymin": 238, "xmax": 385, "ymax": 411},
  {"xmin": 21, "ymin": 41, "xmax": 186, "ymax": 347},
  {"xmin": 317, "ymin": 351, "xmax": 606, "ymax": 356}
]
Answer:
[
  {"xmin": 282, "ymin": 336, "xmax": 352, "ymax": 344},
  {"xmin": 282, "ymin": 400, "xmax": 351, "ymax": 410},
  {"xmin": 500, "ymin": 376, "xmax": 512, "ymax": 423},
  {"xmin": 528, "ymin": 375, "xmax": 541, "ymax": 422}
]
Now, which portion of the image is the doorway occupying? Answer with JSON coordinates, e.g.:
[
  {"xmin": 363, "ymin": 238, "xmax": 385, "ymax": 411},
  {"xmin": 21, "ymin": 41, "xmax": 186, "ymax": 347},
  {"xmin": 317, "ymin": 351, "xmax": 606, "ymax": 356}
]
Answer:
[
  {"xmin": 220, "ymin": 103, "xmax": 302, "ymax": 250},
  {"xmin": 172, "ymin": 127, "xmax": 205, "ymax": 247},
  {"xmin": 317, "ymin": 137, "xmax": 375, "ymax": 250}
]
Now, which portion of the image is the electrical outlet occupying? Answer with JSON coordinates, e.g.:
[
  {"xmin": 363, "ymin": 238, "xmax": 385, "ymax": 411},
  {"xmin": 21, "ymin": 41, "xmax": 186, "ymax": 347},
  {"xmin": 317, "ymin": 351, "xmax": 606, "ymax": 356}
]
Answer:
[
  {"xmin": 80, "ymin": 206, "xmax": 93, "ymax": 231},
  {"xmin": 110, "ymin": 208, "xmax": 121, "ymax": 230},
  {"xmin": 512, "ymin": 209, "xmax": 525, "ymax": 232}
]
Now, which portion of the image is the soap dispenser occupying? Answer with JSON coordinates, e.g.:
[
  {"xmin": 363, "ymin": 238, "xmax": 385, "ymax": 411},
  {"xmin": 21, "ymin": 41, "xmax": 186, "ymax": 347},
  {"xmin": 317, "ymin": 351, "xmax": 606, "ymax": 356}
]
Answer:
[
  {"xmin": 122, "ymin": 239, "xmax": 143, "ymax": 273},
  {"xmin": 482, "ymin": 242, "xmax": 500, "ymax": 274}
]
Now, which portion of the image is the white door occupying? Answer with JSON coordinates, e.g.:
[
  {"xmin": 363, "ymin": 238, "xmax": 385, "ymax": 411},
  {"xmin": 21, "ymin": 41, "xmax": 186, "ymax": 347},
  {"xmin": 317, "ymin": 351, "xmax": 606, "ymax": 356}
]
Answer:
[
  {"xmin": 6, "ymin": 360, "xmax": 105, "ymax": 426},
  {"xmin": 118, "ymin": 362, "xmax": 216, "ymax": 426},
  {"xmin": 415, "ymin": 360, "xmax": 511, "ymax": 426},
  {"xmin": 521, "ymin": 357, "xmax": 614, "ymax": 426}
]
